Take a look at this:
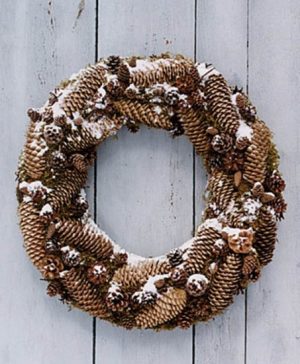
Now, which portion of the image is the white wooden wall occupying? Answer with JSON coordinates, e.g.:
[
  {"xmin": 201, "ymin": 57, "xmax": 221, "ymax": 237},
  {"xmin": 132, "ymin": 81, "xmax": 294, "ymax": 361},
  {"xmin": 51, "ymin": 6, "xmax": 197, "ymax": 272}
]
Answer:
[{"xmin": 1, "ymin": 1, "xmax": 299, "ymax": 363}]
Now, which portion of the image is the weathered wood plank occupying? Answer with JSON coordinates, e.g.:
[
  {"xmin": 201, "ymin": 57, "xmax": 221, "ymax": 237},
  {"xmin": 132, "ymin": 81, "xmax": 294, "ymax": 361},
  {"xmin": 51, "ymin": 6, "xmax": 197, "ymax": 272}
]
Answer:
[
  {"xmin": 195, "ymin": 2, "xmax": 248, "ymax": 363},
  {"xmin": 247, "ymin": 1, "xmax": 300, "ymax": 363},
  {"xmin": 96, "ymin": 0, "xmax": 195, "ymax": 363},
  {"xmin": 0, "ymin": 1, "xmax": 95, "ymax": 363}
]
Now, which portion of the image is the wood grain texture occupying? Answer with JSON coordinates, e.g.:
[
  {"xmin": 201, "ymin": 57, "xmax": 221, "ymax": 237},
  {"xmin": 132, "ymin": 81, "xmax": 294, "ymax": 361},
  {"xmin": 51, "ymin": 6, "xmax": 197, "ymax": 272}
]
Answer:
[
  {"xmin": 194, "ymin": 2, "xmax": 247, "ymax": 363},
  {"xmin": 0, "ymin": 1, "xmax": 95, "ymax": 363},
  {"xmin": 246, "ymin": 1, "xmax": 300, "ymax": 363},
  {"xmin": 95, "ymin": 1, "xmax": 195, "ymax": 363}
]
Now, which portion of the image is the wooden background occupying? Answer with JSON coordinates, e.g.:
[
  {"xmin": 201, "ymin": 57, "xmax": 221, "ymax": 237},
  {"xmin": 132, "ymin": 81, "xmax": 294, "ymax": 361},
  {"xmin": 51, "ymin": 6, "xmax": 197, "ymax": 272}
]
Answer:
[{"xmin": 1, "ymin": 1, "xmax": 299, "ymax": 363}]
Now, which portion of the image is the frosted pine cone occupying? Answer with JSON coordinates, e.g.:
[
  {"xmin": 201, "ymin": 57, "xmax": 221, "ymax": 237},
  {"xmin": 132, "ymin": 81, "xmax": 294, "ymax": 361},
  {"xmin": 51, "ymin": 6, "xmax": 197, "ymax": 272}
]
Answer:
[
  {"xmin": 170, "ymin": 267, "xmax": 188, "ymax": 286},
  {"xmin": 270, "ymin": 194, "xmax": 287, "ymax": 221},
  {"xmin": 265, "ymin": 170, "xmax": 286, "ymax": 194},
  {"xmin": 87, "ymin": 263, "xmax": 108, "ymax": 285},
  {"xmin": 131, "ymin": 290, "xmax": 157, "ymax": 306},
  {"xmin": 49, "ymin": 151, "xmax": 67, "ymax": 170},
  {"xmin": 106, "ymin": 55, "xmax": 122, "ymax": 74},
  {"xmin": 167, "ymin": 248, "xmax": 184, "ymax": 267},
  {"xmin": 211, "ymin": 134, "xmax": 232, "ymax": 154},
  {"xmin": 61, "ymin": 246, "xmax": 81, "ymax": 267},
  {"xmin": 40, "ymin": 255, "xmax": 64, "ymax": 280},
  {"xmin": 106, "ymin": 283, "xmax": 129, "ymax": 312},
  {"xmin": 47, "ymin": 280, "xmax": 65, "ymax": 297},
  {"xmin": 117, "ymin": 64, "xmax": 130, "ymax": 84}
]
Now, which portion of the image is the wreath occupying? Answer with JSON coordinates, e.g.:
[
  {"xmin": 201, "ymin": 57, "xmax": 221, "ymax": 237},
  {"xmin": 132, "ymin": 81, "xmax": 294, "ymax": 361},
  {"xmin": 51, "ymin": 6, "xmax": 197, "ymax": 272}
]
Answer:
[{"xmin": 17, "ymin": 54, "xmax": 286, "ymax": 330}]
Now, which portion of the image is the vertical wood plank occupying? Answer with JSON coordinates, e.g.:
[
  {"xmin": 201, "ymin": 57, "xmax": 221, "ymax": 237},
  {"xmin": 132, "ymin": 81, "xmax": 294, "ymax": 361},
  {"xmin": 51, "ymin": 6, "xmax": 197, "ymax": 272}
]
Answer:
[
  {"xmin": 96, "ymin": 1, "xmax": 195, "ymax": 363},
  {"xmin": 194, "ymin": 2, "xmax": 248, "ymax": 363},
  {"xmin": 0, "ymin": 1, "xmax": 95, "ymax": 363},
  {"xmin": 247, "ymin": 1, "xmax": 300, "ymax": 363}
]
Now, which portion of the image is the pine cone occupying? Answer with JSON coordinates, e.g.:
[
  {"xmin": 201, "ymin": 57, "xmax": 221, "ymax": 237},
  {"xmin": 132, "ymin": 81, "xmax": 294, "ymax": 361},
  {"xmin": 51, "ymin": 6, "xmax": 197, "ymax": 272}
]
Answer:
[
  {"xmin": 48, "ymin": 151, "xmax": 67, "ymax": 171},
  {"xmin": 254, "ymin": 209, "xmax": 277, "ymax": 265},
  {"xmin": 106, "ymin": 55, "xmax": 122, "ymax": 74},
  {"xmin": 265, "ymin": 170, "xmax": 286, "ymax": 194},
  {"xmin": 170, "ymin": 267, "xmax": 188, "ymax": 286},
  {"xmin": 70, "ymin": 153, "xmax": 87, "ymax": 173},
  {"xmin": 40, "ymin": 255, "xmax": 64, "ymax": 280},
  {"xmin": 270, "ymin": 194, "xmax": 287, "ymax": 221},
  {"xmin": 62, "ymin": 64, "xmax": 106, "ymax": 117},
  {"xmin": 135, "ymin": 288, "xmax": 187, "ymax": 328},
  {"xmin": 243, "ymin": 120, "xmax": 271, "ymax": 184},
  {"xmin": 23, "ymin": 121, "xmax": 47, "ymax": 179},
  {"xmin": 106, "ymin": 283, "xmax": 129, "ymax": 312},
  {"xmin": 18, "ymin": 201, "xmax": 47, "ymax": 269},
  {"xmin": 235, "ymin": 136, "xmax": 251, "ymax": 151},
  {"xmin": 113, "ymin": 251, "xmax": 128, "ymax": 267},
  {"xmin": 45, "ymin": 239, "xmax": 60, "ymax": 254},
  {"xmin": 223, "ymin": 150, "xmax": 244, "ymax": 172},
  {"xmin": 131, "ymin": 290, "xmax": 157, "ymax": 306},
  {"xmin": 61, "ymin": 268, "xmax": 111, "ymax": 318},
  {"xmin": 177, "ymin": 108, "xmax": 210, "ymax": 155},
  {"xmin": 27, "ymin": 108, "xmax": 41, "ymax": 122},
  {"xmin": 242, "ymin": 254, "xmax": 260, "ymax": 277},
  {"xmin": 87, "ymin": 263, "xmax": 108, "ymax": 285},
  {"xmin": 167, "ymin": 248, "xmax": 183, "ymax": 267},
  {"xmin": 211, "ymin": 134, "xmax": 233, "ymax": 154},
  {"xmin": 185, "ymin": 274, "xmax": 209, "ymax": 297},
  {"xmin": 129, "ymin": 58, "xmax": 192, "ymax": 88},
  {"xmin": 47, "ymin": 168, "xmax": 87, "ymax": 211},
  {"xmin": 68, "ymin": 195, "xmax": 89, "ymax": 219},
  {"xmin": 184, "ymin": 227, "xmax": 222, "ymax": 275},
  {"xmin": 43, "ymin": 124, "xmax": 64, "ymax": 145},
  {"xmin": 47, "ymin": 280, "xmax": 65, "ymax": 297},
  {"xmin": 205, "ymin": 74, "xmax": 240, "ymax": 135},
  {"xmin": 208, "ymin": 253, "xmax": 242, "ymax": 313},
  {"xmin": 61, "ymin": 246, "xmax": 81, "ymax": 267},
  {"xmin": 113, "ymin": 100, "xmax": 172, "ymax": 130},
  {"xmin": 112, "ymin": 259, "xmax": 171, "ymax": 290},
  {"xmin": 208, "ymin": 171, "xmax": 237, "ymax": 211},
  {"xmin": 117, "ymin": 64, "xmax": 130, "ymax": 85},
  {"xmin": 56, "ymin": 220, "xmax": 113, "ymax": 260}
]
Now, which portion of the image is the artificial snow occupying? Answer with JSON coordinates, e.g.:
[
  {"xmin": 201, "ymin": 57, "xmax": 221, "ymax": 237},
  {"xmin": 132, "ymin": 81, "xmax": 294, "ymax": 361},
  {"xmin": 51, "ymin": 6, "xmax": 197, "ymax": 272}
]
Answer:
[
  {"xmin": 40, "ymin": 203, "xmax": 53, "ymax": 216},
  {"xmin": 236, "ymin": 119, "xmax": 253, "ymax": 141}
]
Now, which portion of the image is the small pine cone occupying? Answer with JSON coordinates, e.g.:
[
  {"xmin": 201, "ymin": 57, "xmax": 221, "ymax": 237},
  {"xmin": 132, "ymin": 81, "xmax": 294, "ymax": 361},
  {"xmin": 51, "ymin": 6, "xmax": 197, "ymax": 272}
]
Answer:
[
  {"xmin": 243, "ymin": 121, "xmax": 271, "ymax": 184},
  {"xmin": 56, "ymin": 219, "xmax": 113, "ymax": 260},
  {"xmin": 124, "ymin": 85, "xmax": 139, "ymax": 99},
  {"xmin": 235, "ymin": 136, "xmax": 251, "ymax": 151},
  {"xmin": 61, "ymin": 246, "xmax": 81, "ymax": 267},
  {"xmin": 265, "ymin": 170, "xmax": 286, "ymax": 194},
  {"xmin": 164, "ymin": 89, "xmax": 179, "ymax": 105},
  {"xmin": 42, "ymin": 108, "xmax": 54, "ymax": 123},
  {"xmin": 27, "ymin": 108, "xmax": 41, "ymax": 122},
  {"xmin": 211, "ymin": 134, "xmax": 233, "ymax": 154},
  {"xmin": 177, "ymin": 312, "xmax": 194, "ymax": 329},
  {"xmin": 45, "ymin": 239, "xmax": 60, "ymax": 254},
  {"xmin": 154, "ymin": 278, "xmax": 169, "ymax": 294},
  {"xmin": 47, "ymin": 280, "xmax": 64, "ymax": 297},
  {"xmin": 242, "ymin": 254, "xmax": 260, "ymax": 277},
  {"xmin": 106, "ymin": 55, "xmax": 122, "ymax": 74},
  {"xmin": 106, "ymin": 283, "xmax": 129, "ymax": 312},
  {"xmin": 113, "ymin": 251, "xmax": 128, "ymax": 267},
  {"xmin": 49, "ymin": 151, "xmax": 67, "ymax": 170},
  {"xmin": 125, "ymin": 119, "xmax": 140, "ymax": 133},
  {"xmin": 170, "ymin": 267, "xmax": 188, "ymax": 286},
  {"xmin": 270, "ymin": 194, "xmax": 287, "ymax": 221},
  {"xmin": 235, "ymin": 93, "xmax": 247, "ymax": 109},
  {"xmin": 70, "ymin": 154, "xmax": 87, "ymax": 173},
  {"xmin": 185, "ymin": 274, "xmax": 209, "ymax": 297},
  {"xmin": 223, "ymin": 150, "xmax": 244, "ymax": 173},
  {"xmin": 112, "ymin": 259, "xmax": 171, "ymax": 290},
  {"xmin": 167, "ymin": 248, "xmax": 184, "ymax": 267},
  {"xmin": 106, "ymin": 79, "xmax": 124, "ymax": 98},
  {"xmin": 207, "ymin": 152, "xmax": 224, "ymax": 171},
  {"xmin": 208, "ymin": 253, "xmax": 242, "ymax": 313},
  {"xmin": 136, "ymin": 288, "xmax": 187, "ymax": 329},
  {"xmin": 240, "ymin": 105, "xmax": 257, "ymax": 124},
  {"xmin": 87, "ymin": 263, "xmax": 108, "ymax": 285},
  {"xmin": 40, "ymin": 255, "xmax": 64, "ymax": 280},
  {"xmin": 131, "ymin": 290, "xmax": 157, "ymax": 306},
  {"xmin": 117, "ymin": 64, "xmax": 130, "ymax": 84},
  {"xmin": 68, "ymin": 195, "xmax": 89, "ymax": 219},
  {"xmin": 254, "ymin": 209, "xmax": 277, "ymax": 265},
  {"xmin": 128, "ymin": 56, "xmax": 137, "ymax": 67},
  {"xmin": 43, "ymin": 124, "xmax": 64, "ymax": 145},
  {"xmin": 61, "ymin": 268, "xmax": 111, "ymax": 318},
  {"xmin": 177, "ymin": 108, "xmax": 210, "ymax": 155},
  {"xmin": 205, "ymin": 74, "xmax": 240, "ymax": 135}
]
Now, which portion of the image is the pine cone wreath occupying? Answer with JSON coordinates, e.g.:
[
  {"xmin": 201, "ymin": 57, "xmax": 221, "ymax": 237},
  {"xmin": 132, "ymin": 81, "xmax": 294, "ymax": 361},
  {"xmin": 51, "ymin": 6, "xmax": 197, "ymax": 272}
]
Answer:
[{"xmin": 17, "ymin": 54, "xmax": 285, "ymax": 329}]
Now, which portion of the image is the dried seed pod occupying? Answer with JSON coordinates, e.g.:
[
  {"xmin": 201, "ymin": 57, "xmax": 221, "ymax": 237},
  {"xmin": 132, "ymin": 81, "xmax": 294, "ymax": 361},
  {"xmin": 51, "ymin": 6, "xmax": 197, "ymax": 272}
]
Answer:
[{"xmin": 185, "ymin": 274, "xmax": 209, "ymax": 297}]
